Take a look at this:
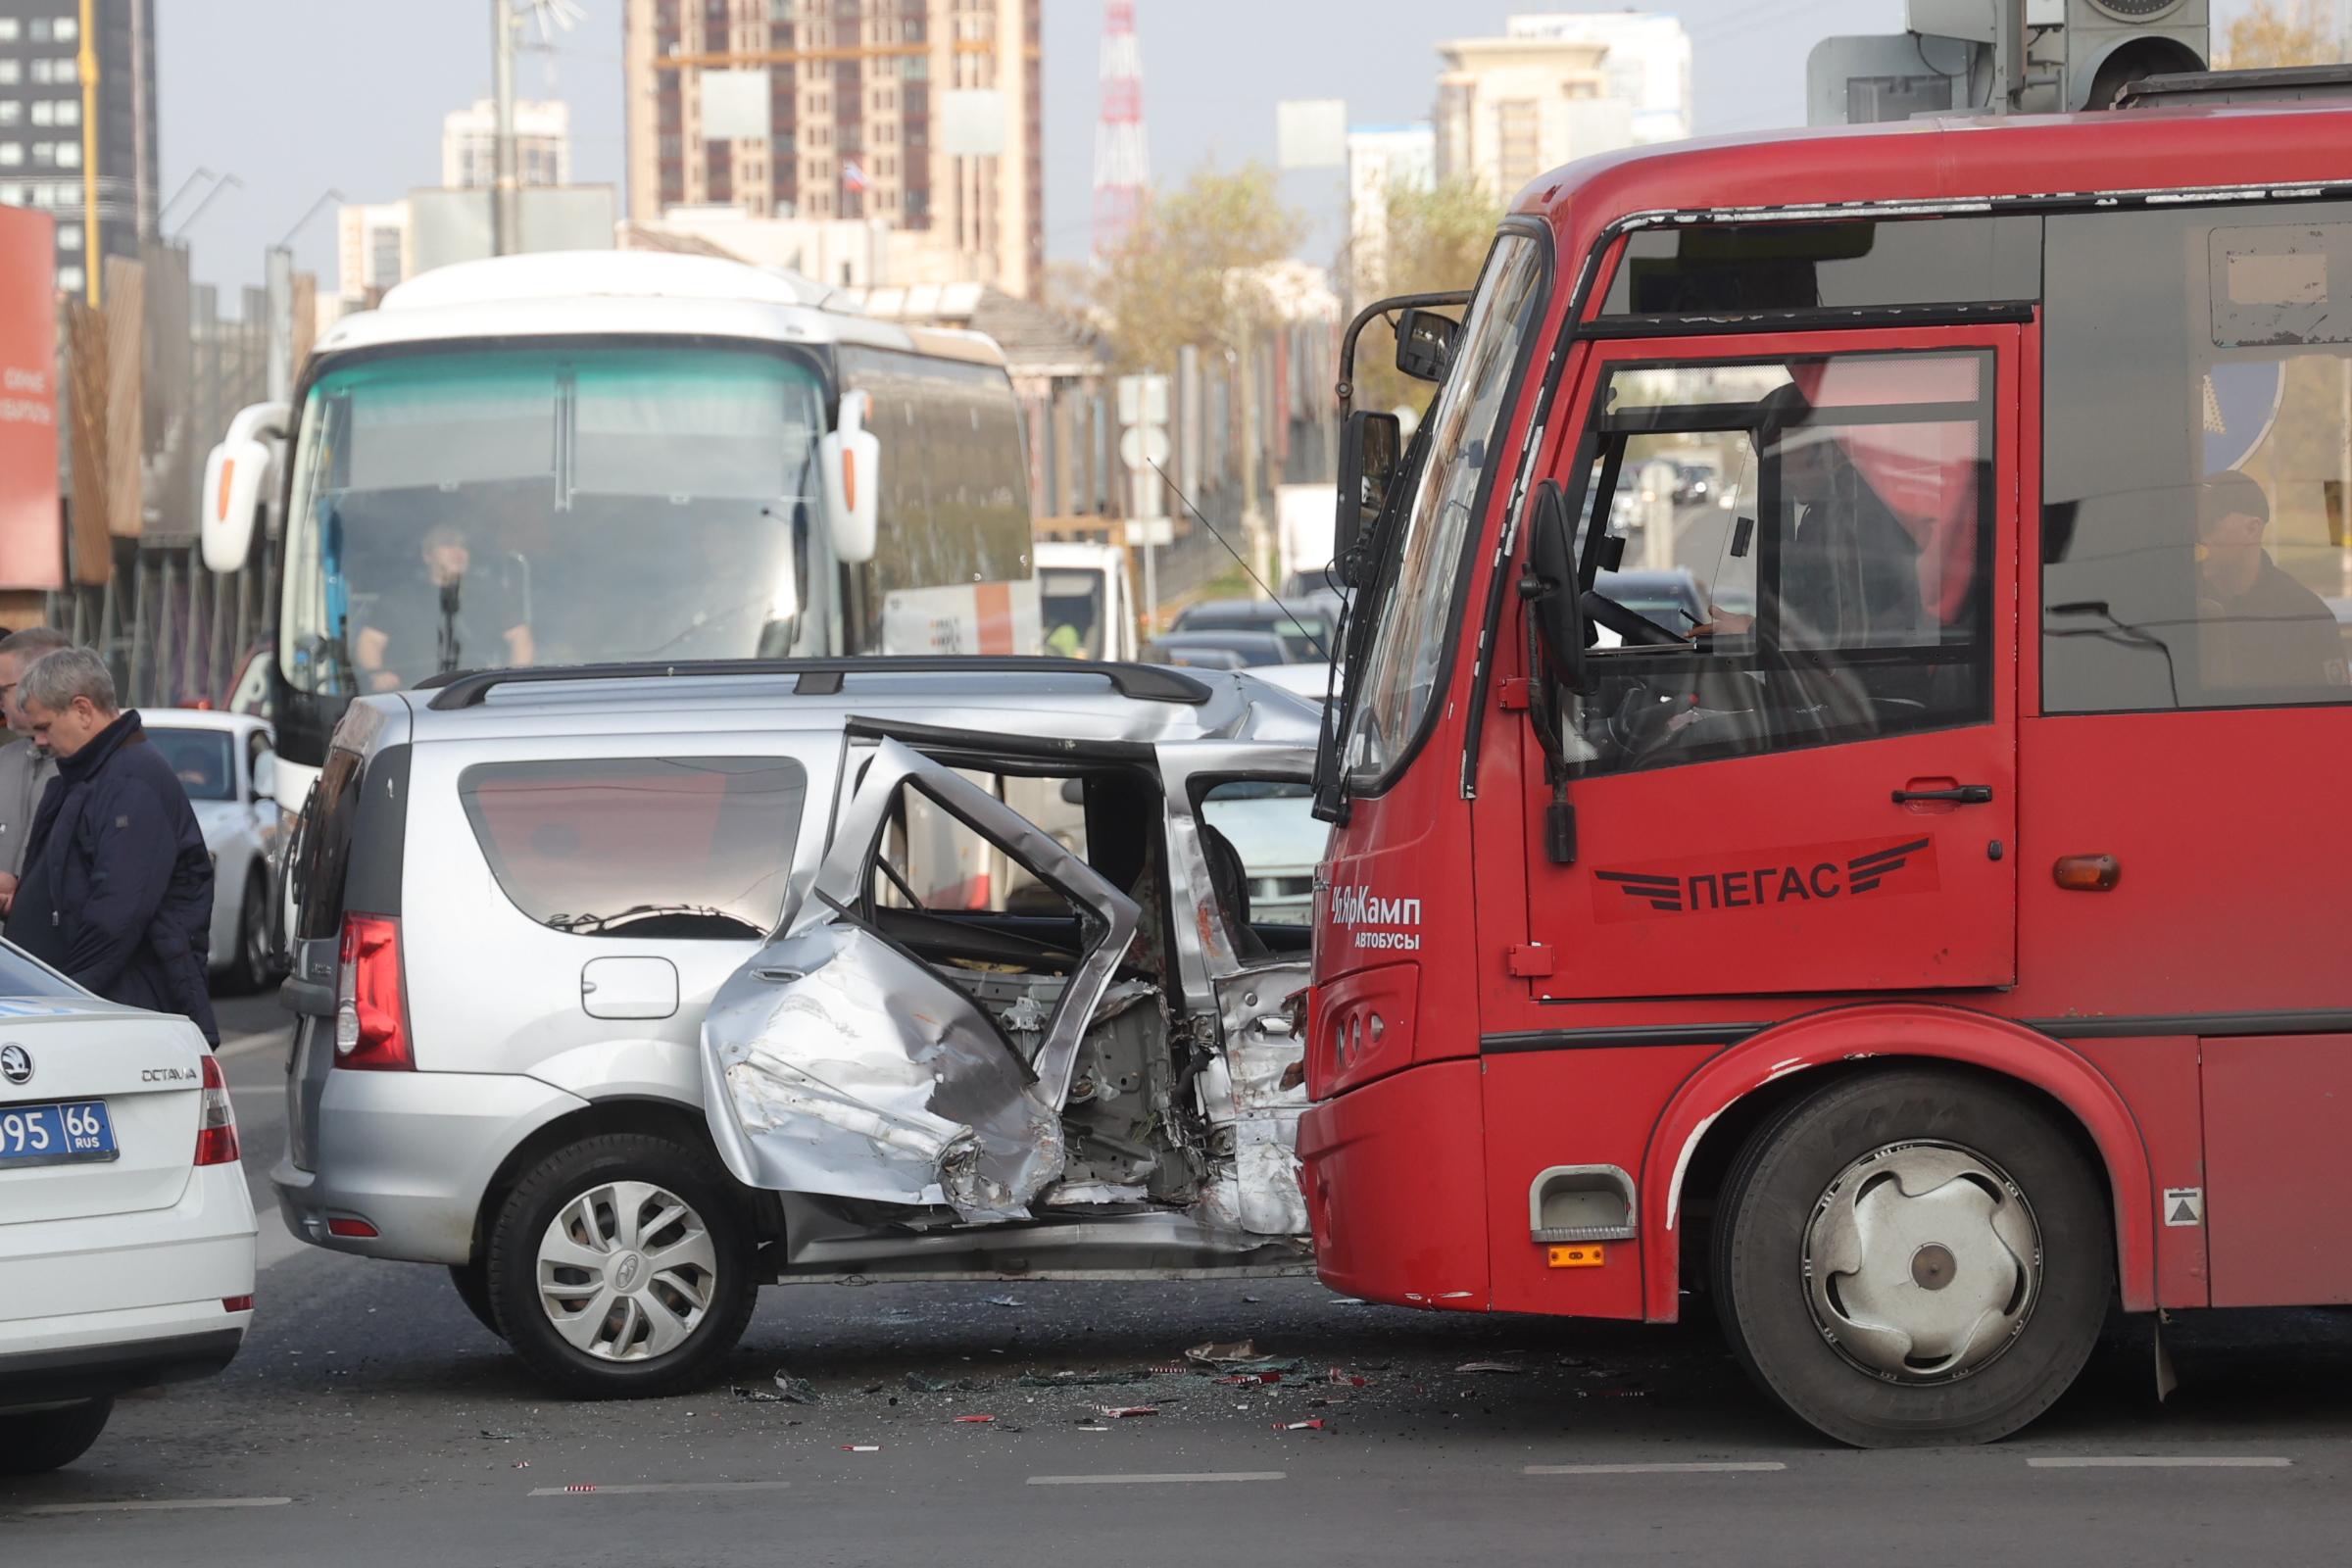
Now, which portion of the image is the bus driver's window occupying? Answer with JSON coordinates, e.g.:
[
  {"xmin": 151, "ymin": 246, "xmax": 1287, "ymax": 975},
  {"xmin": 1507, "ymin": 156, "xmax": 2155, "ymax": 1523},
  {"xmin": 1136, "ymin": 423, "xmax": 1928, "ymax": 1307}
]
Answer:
[{"xmin": 1565, "ymin": 350, "xmax": 1995, "ymax": 777}]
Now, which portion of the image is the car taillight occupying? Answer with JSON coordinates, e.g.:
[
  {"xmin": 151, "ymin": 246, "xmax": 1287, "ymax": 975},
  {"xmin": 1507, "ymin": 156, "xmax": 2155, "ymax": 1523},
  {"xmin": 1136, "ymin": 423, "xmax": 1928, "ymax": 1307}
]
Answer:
[
  {"xmin": 334, "ymin": 913, "xmax": 413, "ymax": 1071},
  {"xmin": 195, "ymin": 1053, "xmax": 240, "ymax": 1166}
]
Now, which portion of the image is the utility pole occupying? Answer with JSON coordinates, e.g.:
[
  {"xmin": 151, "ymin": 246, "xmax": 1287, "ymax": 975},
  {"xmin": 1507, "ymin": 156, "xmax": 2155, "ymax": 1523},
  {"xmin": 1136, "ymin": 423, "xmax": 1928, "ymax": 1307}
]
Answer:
[
  {"xmin": 491, "ymin": 0, "xmax": 519, "ymax": 256},
  {"xmin": 75, "ymin": 0, "xmax": 99, "ymax": 306}
]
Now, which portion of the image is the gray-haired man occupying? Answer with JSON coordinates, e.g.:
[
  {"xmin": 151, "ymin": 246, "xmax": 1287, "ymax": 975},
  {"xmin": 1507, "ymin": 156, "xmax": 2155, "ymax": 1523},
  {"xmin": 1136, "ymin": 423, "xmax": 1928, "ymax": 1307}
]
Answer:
[
  {"xmin": 3, "ymin": 647, "xmax": 219, "ymax": 1047},
  {"xmin": 0, "ymin": 625, "xmax": 69, "ymax": 905}
]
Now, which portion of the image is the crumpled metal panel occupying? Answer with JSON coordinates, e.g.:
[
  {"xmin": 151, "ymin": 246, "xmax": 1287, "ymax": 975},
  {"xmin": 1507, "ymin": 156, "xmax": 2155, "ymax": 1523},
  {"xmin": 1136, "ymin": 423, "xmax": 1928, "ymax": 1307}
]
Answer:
[
  {"xmin": 701, "ymin": 737, "xmax": 1141, "ymax": 1224},
  {"xmin": 700, "ymin": 921, "xmax": 1065, "ymax": 1222},
  {"xmin": 1200, "ymin": 959, "xmax": 1313, "ymax": 1237}
]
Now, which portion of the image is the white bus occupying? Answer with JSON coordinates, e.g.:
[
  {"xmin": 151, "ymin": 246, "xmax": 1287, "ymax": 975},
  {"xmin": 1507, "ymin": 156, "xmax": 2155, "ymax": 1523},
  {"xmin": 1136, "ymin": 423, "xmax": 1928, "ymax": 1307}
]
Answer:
[{"xmin": 202, "ymin": 251, "xmax": 1041, "ymax": 805}]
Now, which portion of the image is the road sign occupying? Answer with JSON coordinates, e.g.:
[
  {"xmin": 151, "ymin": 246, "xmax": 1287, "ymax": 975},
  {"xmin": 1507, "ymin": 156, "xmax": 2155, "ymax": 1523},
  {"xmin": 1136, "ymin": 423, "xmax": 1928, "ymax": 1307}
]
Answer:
[
  {"xmin": 1118, "ymin": 424, "xmax": 1171, "ymax": 471},
  {"xmin": 1116, "ymin": 373, "xmax": 1169, "ymax": 428},
  {"xmin": 1127, "ymin": 517, "xmax": 1174, "ymax": 547},
  {"xmin": 2202, "ymin": 361, "xmax": 2285, "ymax": 476}
]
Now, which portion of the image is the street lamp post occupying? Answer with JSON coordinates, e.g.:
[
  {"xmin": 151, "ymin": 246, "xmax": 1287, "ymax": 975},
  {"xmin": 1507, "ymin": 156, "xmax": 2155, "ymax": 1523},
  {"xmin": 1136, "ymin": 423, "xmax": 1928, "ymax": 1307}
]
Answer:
[{"xmin": 491, "ymin": 0, "xmax": 519, "ymax": 256}]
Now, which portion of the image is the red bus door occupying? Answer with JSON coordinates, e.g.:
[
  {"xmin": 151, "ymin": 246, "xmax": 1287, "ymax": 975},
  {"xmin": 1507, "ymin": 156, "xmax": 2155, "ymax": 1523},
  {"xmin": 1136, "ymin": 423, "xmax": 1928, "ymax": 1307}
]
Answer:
[{"xmin": 1520, "ymin": 327, "xmax": 2020, "ymax": 1001}]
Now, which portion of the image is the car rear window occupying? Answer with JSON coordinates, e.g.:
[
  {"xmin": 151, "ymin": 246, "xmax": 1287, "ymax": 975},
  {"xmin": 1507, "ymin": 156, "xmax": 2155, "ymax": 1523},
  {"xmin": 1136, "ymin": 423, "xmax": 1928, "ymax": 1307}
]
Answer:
[
  {"xmin": 147, "ymin": 728, "xmax": 236, "ymax": 802},
  {"xmin": 0, "ymin": 943, "xmax": 76, "ymax": 999},
  {"xmin": 458, "ymin": 757, "xmax": 807, "ymax": 941}
]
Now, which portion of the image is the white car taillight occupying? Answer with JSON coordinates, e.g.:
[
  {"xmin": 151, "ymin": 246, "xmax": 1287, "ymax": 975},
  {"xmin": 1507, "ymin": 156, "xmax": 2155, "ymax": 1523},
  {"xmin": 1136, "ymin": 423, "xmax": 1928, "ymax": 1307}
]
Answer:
[{"xmin": 195, "ymin": 1053, "xmax": 240, "ymax": 1166}]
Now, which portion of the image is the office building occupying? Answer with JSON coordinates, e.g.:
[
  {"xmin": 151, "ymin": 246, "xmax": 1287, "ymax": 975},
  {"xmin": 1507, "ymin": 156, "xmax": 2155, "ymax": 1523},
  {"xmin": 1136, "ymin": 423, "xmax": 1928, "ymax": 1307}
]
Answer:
[
  {"xmin": 621, "ymin": 0, "xmax": 1044, "ymax": 298},
  {"xmin": 1346, "ymin": 122, "xmax": 1436, "ymax": 300},
  {"xmin": 1434, "ymin": 27, "xmax": 1633, "ymax": 197},
  {"xmin": 336, "ymin": 200, "xmax": 411, "ymax": 303},
  {"xmin": 443, "ymin": 97, "xmax": 572, "ymax": 190},
  {"xmin": 1505, "ymin": 11, "xmax": 1692, "ymax": 145},
  {"xmin": 0, "ymin": 0, "xmax": 155, "ymax": 298}
]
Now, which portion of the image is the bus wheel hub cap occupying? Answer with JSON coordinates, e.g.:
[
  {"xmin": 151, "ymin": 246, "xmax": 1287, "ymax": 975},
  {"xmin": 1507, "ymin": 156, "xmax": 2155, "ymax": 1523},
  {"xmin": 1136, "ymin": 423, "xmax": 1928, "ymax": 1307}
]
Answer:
[{"xmin": 1802, "ymin": 1142, "xmax": 2040, "ymax": 1384}]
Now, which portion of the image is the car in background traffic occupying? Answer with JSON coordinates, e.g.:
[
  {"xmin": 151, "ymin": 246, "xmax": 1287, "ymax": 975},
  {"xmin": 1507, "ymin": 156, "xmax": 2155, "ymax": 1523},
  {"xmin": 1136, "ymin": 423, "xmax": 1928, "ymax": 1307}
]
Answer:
[
  {"xmin": 1, "ymin": 946, "xmax": 257, "ymax": 1474},
  {"xmin": 1144, "ymin": 629, "xmax": 1290, "ymax": 668},
  {"xmin": 224, "ymin": 639, "xmax": 274, "ymax": 720},
  {"xmin": 1246, "ymin": 663, "xmax": 1331, "ymax": 701},
  {"xmin": 141, "ymin": 710, "xmax": 286, "ymax": 995},
  {"xmin": 1169, "ymin": 598, "xmax": 1335, "ymax": 663}
]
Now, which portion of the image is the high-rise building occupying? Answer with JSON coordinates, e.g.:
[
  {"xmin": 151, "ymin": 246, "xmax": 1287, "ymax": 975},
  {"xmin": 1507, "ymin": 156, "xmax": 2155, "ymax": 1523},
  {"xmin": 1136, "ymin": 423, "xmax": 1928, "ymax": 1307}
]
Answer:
[
  {"xmin": 1345, "ymin": 122, "xmax": 1435, "ymax": 301},
  {"xmin": 621, "ymin": 0, "xmax": 1044, "ymax": 298},
  {"xmin": 443, "ymin": 98, "xmax": 572, "ymax": 191},
  {"xmin": 1434, "ymin": 29, "xmax": 1629, "ymax": 197},
  {"xmin": 0, "ymin": 0, "xmax": 156, "ymax": 300},
  {"xmin": 1505, "ymin": 11, "xmax": 1691, "ymax": 145},
  {"xmin": 335, "ymin": 201, "xmax": 411, "ymax": 303}
]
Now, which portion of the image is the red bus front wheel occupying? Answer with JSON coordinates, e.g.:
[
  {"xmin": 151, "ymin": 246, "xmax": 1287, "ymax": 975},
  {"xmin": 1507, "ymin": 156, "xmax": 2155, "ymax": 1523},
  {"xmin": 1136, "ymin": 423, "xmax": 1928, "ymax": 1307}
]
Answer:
[{"xmin": 1711, "ymin": 1067, "xmax": 2109, "ymax": 1447}]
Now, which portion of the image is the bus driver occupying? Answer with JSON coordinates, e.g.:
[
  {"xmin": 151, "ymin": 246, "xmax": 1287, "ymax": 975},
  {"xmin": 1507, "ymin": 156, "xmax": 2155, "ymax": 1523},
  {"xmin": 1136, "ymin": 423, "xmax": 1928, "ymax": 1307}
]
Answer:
[{"xmin": 353, "ymin": 522, "xmax": 535, "ymax": 692}]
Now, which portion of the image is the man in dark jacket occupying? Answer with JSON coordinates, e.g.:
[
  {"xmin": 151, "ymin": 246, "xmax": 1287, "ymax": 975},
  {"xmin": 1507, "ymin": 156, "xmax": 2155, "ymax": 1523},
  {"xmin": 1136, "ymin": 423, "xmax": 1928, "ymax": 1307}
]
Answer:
[{"xmin": 4, "ymin": 647, "xmax": 220, "ymax": 1046}]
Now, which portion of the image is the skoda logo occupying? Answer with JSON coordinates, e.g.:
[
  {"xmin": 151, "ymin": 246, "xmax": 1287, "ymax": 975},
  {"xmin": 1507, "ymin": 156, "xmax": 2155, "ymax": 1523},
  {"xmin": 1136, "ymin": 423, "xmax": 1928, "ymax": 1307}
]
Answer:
[{"xmin": 0, "ymin": 1044, "xmax": 29, "ymax": 1087}]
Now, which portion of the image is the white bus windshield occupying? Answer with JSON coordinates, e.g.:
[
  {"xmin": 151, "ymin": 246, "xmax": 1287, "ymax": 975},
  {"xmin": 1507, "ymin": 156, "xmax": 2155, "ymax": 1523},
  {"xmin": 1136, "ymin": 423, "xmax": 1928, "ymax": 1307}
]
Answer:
[{"xmin": 278, "ymin": 343, "xmax": 826, "ymax": 695}]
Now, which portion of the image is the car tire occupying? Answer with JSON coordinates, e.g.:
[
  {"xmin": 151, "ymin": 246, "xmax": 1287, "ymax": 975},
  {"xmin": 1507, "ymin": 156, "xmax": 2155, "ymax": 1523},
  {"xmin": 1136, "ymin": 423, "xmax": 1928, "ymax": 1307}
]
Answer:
[
  {"xmin": 219, "ymin": 872, "xmax": 272, "ymax": 997},
  {"xmin": 449, "ymin": 1260, "xmax": 504, "ymax": 1340},
  {"xmin": 484, "ymin": 1134, "xmax": 758, "ymax": 1398},
  {"xmin": 1711, "ymin": 1066, "xmax": 2109, "ymax": 1448},
  {"xmin": 0, "ymin": 1398, "xmax": 113, "ymax": 1475}
]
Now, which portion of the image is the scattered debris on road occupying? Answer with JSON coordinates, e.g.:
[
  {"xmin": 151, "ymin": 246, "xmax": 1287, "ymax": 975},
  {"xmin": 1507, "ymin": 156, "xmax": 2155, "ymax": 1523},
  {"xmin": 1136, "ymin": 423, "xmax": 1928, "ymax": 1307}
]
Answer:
[{"xmin": 906, "ymin": 1371, "xmax": 975, "ymax": 1394}]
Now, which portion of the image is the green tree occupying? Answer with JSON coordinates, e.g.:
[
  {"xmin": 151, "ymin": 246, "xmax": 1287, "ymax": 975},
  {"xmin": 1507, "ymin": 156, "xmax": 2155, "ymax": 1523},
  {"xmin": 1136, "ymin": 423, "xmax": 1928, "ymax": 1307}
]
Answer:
[
  {"xmin": 1093, "ymin": 163, "xmax": 1306, "ymax": 376},
  {"xmin": 2216, "ymin": 0, "xmax": 2343, "ymax": 68},
  {"xmin": 1353, "ymin": 177, "xmax": 1504, "ymax": 417}
]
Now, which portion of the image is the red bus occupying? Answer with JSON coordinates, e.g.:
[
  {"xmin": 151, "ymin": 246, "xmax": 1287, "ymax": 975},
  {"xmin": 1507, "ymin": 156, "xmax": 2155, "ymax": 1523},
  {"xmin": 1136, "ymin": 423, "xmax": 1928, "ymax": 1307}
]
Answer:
[{"xmin": 1300, "ymin": 97, "xmax": 2352, "ymax": 1447}]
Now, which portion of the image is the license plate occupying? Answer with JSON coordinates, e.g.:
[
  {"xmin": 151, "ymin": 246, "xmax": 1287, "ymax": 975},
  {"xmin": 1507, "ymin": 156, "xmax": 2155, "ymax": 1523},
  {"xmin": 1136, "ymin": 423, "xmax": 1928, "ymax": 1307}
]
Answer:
[{"xmin": 0, "ymin": 1101, "xmax": 119, "ymax": 1167}]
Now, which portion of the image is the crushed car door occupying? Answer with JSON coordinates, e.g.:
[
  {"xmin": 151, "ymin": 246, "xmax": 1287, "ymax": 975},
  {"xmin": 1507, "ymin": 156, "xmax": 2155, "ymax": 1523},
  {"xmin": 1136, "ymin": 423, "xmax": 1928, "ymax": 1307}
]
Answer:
[
  {"xmin": 1158, "ymin": 741, "xmax": 1317, "ymax": 1239},
  {"xmin": 700, "ymin": 737, "xmax": 1142, "ymax": 1223}
]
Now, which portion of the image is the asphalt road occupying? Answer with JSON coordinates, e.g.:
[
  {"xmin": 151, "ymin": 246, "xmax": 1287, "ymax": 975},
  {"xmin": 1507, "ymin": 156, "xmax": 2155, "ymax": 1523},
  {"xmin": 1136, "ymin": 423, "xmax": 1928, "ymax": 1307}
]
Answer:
[{"xmin": 11, "ymin": 994, "xmax": 2352, "ymax": 1566}]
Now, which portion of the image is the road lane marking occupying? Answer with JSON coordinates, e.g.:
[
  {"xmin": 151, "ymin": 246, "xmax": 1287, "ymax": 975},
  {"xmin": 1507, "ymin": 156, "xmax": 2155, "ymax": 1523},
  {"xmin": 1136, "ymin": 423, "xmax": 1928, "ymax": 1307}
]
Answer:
[
  {"xmin": 529, "ymin": 1481, "xmax": 795, "ymax": 1496},
  {"xmin": 218, "ymin": 1030, "xmax": 286, "ymax": 1061},
  {"xmin": 2027, "ymin": 1456, "xmax": 2290, "ymax": 1469},
  {"xmin": 20, "ymin": 1496, "xmax": 292, "ymax": 1514},
  {"xmin": 1027, "ymin": 1472, "xmax": 1288, "ymax": 1487},
  {"xmin": 1524, "ymin": 1462, "xmax": 1788, "ymax": 1476}
]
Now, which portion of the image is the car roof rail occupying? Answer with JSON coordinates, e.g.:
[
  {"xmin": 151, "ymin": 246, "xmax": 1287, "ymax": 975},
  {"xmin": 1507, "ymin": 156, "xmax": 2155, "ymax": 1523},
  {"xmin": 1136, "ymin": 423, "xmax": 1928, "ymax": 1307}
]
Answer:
[{"xmin": 418, "ymin": 657, "xmax": 1213, "ymax": 710}]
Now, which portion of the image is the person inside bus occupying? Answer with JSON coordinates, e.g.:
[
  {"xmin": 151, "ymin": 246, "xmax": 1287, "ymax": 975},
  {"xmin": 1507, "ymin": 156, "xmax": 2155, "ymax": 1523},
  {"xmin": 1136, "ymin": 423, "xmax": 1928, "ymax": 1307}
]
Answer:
[
  {"xmin": 2191, "ymin": 469, "xmax": 2349, "ymax": 696},
  {"xmin": 1693, "ymin": 425, "xmax": 1923, "ymax": 650},
  {"xmin": 352, "ymin": 521, "xmax": 535, "ymax": 692}
]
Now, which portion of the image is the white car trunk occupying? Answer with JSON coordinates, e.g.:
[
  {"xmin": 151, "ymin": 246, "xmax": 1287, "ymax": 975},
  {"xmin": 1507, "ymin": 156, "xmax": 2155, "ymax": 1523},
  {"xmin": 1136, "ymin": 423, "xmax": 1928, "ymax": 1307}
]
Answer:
[{"xmin": 0, "ymin": 1005, "xmax": 206, "ymax": 1226}]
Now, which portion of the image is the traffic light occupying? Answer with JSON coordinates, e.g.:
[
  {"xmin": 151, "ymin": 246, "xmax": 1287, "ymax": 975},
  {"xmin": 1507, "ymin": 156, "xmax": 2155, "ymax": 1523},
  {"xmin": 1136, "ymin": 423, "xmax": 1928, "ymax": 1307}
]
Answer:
[
  {"xmin": 1811, "ymin": 1, "xmax": 2210, "ymax": 123},
  {"xmin": 2065, "ymin": 1, "xmax": 2209, "ymax": 112}
]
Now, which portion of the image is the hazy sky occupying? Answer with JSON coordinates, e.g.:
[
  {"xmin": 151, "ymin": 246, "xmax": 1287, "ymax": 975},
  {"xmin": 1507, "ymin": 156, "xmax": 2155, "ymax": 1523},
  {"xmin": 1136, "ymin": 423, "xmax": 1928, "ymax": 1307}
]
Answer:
[{"xmin": 157, "ymin": 0, "xmax": 2265, "ymax": 300}]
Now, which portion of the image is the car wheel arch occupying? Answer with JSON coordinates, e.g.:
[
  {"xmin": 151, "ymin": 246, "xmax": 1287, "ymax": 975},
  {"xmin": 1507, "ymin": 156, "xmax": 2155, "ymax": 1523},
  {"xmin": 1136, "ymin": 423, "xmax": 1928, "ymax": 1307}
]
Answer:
[{"xmin": 468, "ymin": 1096, "xmax": 778, "ymax": 1264}]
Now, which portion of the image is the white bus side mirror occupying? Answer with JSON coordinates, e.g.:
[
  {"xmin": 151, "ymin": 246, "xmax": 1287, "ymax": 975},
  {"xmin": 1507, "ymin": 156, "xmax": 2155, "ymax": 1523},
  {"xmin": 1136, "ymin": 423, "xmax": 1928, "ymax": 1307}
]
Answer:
[
  {"xmin": 201, "ymin": 437, "xmax": 273, "ymax": 573},
  {"xmin": 200, "ymin": 400, "xmax": 289, "ymax": 574},
  {"xmin": 821, "ymin": 389, "xmax": 880, "ymax": 567}
]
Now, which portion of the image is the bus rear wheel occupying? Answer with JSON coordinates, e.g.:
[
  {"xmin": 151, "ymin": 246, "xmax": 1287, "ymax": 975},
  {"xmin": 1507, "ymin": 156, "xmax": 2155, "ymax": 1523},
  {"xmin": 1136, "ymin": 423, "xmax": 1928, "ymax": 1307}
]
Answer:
[{"xmin": 1711, "ymin": 1067, "xmax": 2109, "ymax": 1447}]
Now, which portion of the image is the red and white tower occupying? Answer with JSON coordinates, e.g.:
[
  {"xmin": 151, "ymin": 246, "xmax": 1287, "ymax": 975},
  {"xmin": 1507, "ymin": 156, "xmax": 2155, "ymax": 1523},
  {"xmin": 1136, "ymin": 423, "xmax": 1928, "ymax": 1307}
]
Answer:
[{"xmin": 1092, "ymin": 0, "xmax": 1150, "ymax": 260}]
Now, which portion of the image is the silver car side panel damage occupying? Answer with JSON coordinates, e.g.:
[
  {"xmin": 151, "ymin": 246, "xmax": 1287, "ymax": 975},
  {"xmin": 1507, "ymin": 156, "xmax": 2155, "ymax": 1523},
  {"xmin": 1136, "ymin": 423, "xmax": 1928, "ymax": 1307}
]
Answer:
[
  {"xmin": 1155, "ymin": 739, "xmax": 1318, "ymax": 1240},
  {"xmin": 701, "ymin": 739, "xmax": 1141, "ymax": 1222}
]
